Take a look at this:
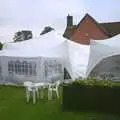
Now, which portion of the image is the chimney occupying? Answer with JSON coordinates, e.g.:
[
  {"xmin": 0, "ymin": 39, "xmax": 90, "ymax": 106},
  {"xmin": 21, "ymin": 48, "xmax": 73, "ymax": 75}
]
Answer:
[{"xmin": 67, "ymin": 14, "xmax": 73, "ymax": 28}]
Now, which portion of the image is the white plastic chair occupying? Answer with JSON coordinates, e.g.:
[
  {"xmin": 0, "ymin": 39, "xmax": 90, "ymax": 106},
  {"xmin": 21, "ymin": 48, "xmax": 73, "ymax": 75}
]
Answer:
[
  {"xmin": 23, "ymin": 81, "xmax": 37, "ymax": 104},
  {"xmin": 48, "ymin": 80, "xmax": 61, "ymax": 100}
]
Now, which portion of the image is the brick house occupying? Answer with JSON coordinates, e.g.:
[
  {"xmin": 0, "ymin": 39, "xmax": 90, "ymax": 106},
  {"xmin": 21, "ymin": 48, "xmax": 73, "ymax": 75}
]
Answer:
[{"xmin": 63, "ymin": 13, "xmax": 120, "ymax": 45}]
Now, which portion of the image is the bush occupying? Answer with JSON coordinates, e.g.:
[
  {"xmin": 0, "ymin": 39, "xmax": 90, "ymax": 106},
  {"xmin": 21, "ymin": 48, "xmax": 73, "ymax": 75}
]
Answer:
[{"xmin": 62, "ymin": 79, "xmax": 120, "ymax": 113}]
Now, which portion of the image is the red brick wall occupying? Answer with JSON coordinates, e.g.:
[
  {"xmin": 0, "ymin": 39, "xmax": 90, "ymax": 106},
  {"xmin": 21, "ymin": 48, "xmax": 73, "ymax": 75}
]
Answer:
[{"xmin": 70, "ymin": 16, "xmax": 108, "ymax": 45}]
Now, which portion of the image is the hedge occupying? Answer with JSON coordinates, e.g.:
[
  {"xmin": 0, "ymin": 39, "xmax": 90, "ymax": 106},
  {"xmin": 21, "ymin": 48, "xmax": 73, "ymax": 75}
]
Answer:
[{"xmin": 61, "ymin": 79, "xmax": 120, "ymax": 114}]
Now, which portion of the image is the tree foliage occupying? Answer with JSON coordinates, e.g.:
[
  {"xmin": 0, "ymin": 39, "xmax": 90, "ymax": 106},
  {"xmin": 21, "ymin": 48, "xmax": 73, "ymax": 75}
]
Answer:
[{"xmin": 40, "ymin": 26, "xmax": 54, "ymax": 35}]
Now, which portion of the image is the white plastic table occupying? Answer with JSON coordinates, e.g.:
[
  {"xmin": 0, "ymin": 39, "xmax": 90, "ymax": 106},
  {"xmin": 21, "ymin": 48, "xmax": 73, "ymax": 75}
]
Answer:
[{"xmin": 34, "ymin": 83, "xmax": 49, "ymax": 99}]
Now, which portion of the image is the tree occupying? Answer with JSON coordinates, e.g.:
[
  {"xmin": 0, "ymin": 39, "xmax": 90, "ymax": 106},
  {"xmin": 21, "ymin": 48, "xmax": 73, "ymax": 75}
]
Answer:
[
  {"xmin": 40, "ymin": 26, "xmax": 54, "ymax": 35},
  {"xmin": 13, "ymin": 30, "xmax": 33, "ymax": 42}
]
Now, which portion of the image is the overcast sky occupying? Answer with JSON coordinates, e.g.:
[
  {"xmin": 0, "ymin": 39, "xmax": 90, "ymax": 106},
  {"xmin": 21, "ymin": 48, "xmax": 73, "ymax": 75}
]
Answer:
[{"xmin": 0, "ymin": 0, "xmax": 120, "ymax": 42}]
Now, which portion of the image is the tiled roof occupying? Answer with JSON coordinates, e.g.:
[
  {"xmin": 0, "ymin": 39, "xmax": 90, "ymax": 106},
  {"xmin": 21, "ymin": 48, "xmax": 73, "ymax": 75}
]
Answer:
[{"xmin": 100, "ymin": 22, "xmax": 120, "ymax": 37}]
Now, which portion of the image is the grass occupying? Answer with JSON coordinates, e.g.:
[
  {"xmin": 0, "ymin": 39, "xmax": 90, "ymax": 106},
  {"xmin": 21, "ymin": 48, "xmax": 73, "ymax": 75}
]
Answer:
[{"xmin": 0, "ymin": 86, "xmax": 120, "ymax": 120}]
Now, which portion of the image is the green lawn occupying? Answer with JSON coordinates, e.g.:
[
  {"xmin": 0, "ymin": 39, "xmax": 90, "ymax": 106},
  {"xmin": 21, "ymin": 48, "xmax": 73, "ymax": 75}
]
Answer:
[{"xmin": 0, "ymin": 86, "xmax": 120, "ymax": 120}]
